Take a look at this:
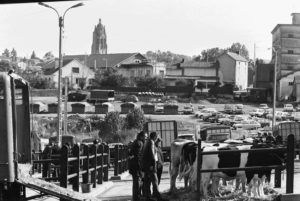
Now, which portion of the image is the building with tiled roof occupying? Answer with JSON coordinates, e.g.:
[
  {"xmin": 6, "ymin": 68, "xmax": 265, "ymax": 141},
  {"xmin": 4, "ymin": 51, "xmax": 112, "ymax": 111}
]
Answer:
[
  {"xmin": 63, "ymin": 53, "xmax": 165, "ymax": 78},
  {"xmin": 217, "ymin": 51, "xmax": 248, "ymax": 90}
]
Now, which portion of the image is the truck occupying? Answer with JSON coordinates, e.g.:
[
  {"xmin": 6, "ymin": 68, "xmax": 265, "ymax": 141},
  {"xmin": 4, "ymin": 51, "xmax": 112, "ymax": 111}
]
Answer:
[
  {"xmin": 87, "ymin": 89, "xmax": 115, "ymax": 104},
  {"xmin": 144, "ymin": 120, "xmax": 178, "ymax": 161}
]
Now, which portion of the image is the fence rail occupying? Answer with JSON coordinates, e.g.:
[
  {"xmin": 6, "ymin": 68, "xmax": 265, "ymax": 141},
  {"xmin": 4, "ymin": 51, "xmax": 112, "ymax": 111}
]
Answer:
[{"xmin": 196, "ymin": 134, "xmax": 295, "ymax": 194}]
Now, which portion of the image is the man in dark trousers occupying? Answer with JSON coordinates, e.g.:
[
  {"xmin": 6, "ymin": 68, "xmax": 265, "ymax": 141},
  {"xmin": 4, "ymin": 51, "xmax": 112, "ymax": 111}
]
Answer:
[
  {"xmin": 128, "ymin": 131, "xmax": 146, "ymax": 201},
  {"xmin": 155, "ymin": 137, "xmax": 164, "ymax": 185},
  {"xmin": 142, "ymin": 132, "xmax": 166, "ymax": 201}
]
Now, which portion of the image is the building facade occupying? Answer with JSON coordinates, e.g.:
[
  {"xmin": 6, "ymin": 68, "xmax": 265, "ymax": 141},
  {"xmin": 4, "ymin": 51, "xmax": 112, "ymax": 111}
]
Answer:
[
  {"xmin": 271, "ymin": 13, "xmax": 300, "ymax": 99},
  {"xmin": 217, "ymin": 52, "xmax": 248, "ymax": 90},
  {"xmin": 91, "ymin": 19, "xmax": 107, "ymax": 54},
  {"xmin": 165, "ymin": 61, "xmax": 219, "ymax": 92},
  {"xmin": 44, "ymin": 59, "xmax": 95, "ymax": 89}
]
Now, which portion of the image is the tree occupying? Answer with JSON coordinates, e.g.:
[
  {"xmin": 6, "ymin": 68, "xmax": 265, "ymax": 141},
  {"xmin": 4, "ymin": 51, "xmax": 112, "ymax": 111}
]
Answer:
[
  {"xmin": 227, "ymin": 42, "xmax": 249, "ymax": 59},
  {"xmin": 92, "ymin": 68, "xmax": 129, "ymax": 88},
  {"xmin": 43, "ymin": 51, "xmax": 55, "ymax": 61},
  {"xmin": 98, "ymin": 111, "xmax": 124, "ymax": 140},
  {"xmin": 192, "ymin": 55, "xmax": 201, "ymax": 62},
  {"xmin": 124, "ymin": 108, "xmax": 146, "ymax": 130},
  {"xmin": 201, "ymin": 47, "xmax": 224, "ymax": 62},
  {"xmin": 0, "ymin": 60, "xmax": 11, "ymax": 72},
  {"xmin": 2, "ymin": 49, "xmax": 10, "ymax": 57},
  {"xmin": 31, "ymin": 51, "xmax": 37, "ymax": 59},
  {"xmin": 135, "ymin": 76, "xmax": 165, "ymax": 89},
  {"xmin": 11, "ymin": 48, "xmax": 17, "ymax": 62}
]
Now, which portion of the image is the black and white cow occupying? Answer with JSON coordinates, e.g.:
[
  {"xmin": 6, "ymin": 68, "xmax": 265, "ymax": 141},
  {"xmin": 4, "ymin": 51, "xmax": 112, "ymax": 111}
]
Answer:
[{"xmin": 171, "ymin": 139, "xmax": 286, "ymax": 198}]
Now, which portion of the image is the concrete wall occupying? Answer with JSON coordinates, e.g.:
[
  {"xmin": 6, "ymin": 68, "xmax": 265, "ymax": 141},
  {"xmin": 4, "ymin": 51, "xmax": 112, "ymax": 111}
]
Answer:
[
  {"xmin": 235, "ymin": 61, "xmax": 248, "ymax": 89},
  {"xmin": 218, "ymin": 54, "xmax": 236, "ymax": 84}
]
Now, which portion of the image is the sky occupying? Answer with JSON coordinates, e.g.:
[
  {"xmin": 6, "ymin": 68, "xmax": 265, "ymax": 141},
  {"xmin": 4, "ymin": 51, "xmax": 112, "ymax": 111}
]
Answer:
[{"xmin": 1, "ymin": 0, "xmax": 300, "ymax": 60}]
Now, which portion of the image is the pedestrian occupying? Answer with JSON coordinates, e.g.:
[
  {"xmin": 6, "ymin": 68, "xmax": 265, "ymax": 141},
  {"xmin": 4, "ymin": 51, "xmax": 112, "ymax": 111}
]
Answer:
[
  {"xmin": 142, "ymin": 132, "xmax": 166, "ymax": 201},
  {"xmin": 128, "ymin": 131, "xmax": 147, "ymax": 201},
  {"xmin": 155, "ymin": 137, "xmax": 164, "ymax": 185}
]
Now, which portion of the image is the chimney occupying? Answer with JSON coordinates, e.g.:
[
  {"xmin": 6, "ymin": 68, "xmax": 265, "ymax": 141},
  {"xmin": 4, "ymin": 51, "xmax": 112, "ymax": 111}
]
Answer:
[{"xmin": 292, "ymin": 13, "xmax": 300, "ymax": 24}]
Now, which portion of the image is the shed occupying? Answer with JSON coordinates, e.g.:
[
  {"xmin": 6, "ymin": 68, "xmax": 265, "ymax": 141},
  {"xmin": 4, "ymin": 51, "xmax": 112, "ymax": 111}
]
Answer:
[
  {"xmin": 71, "ymin": 103, "xmax": 85, "ymax": 114},
  {"xmin": 95, "ymin": 102, "xmax": 114, "ymax": 114},
  {"xmin": 141, "ymin": 103, "xmax": 155, "ymax": 114},
  {"xmin": 121, "ymin": 102, "xmax": 137, "ymax": 114},
  {"xmin": 164, "ymin": 104, "xmax": 179, "ymax": 114},
  {"xmin": 48, "ymin": 103, "xmax": 58, "ymax": 113}
]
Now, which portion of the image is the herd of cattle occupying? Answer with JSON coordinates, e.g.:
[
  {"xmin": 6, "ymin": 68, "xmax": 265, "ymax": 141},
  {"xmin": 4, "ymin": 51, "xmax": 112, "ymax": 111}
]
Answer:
[{"xmin": 169, "ymin": 135, "xmax": 286, "ymax": 199}]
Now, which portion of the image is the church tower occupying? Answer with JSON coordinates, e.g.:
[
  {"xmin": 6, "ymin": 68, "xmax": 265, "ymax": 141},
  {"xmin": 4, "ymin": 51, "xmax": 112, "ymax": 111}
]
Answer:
[{"xmin": 91, "ymin": 19, "xmax": 107, "ymax": 54}]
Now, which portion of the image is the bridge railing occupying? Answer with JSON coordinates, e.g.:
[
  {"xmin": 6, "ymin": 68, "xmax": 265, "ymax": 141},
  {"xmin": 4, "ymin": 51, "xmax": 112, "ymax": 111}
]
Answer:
[
  {"xmin": 196, "ymin": 134, "xmax": 295, "ymax": 194},
  {"xmin": 113, "ymin": 144, "xmax": 129, "ymax": 176}
]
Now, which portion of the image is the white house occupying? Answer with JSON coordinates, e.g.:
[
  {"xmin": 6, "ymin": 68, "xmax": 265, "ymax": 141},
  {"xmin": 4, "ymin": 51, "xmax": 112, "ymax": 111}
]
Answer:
[
  {"xmin": 217, "ymin": 52, "xmax": 248, "ymax": 90},
  {"xmin": 44, "ymin": 59, "xmax": 95, "ymax": 89}
]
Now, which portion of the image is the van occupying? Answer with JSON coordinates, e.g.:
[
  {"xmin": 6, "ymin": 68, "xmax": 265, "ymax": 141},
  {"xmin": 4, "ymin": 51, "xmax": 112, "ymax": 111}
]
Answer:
[{"xmin": 224, "ymin": 104, "xmax": 235, "ymax": 114}]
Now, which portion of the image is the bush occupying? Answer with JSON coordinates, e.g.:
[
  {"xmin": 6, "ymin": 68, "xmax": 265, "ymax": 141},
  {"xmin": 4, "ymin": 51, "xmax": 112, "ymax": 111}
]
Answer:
[
  {"xmin": 124, "ymin": 108, "xmax": 146, "ymax": 130},
  {"xmin": 98, "ymin": 111, "xmax": 124, "ymax": 140}
]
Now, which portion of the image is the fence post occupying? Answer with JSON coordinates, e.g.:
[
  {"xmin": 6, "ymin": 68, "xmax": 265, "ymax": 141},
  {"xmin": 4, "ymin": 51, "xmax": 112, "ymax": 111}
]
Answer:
[
  {"xmin": 274, "ymin": 167, "xmax": 281, "ymax": 188},
  {"xmin": 60, "ymin": 145, "xmax": 69, "ymax": 188},
  {"xmin": 72, "ymin": 144, "xmax": 80, "ymax": 192},
  {"xmin": 197, "ymin": 139, "xmax": 202, "ymax": 193},
  {"xmin": 104, "ymin": 144, "xmax": 109, "ymax": 181},
  {"xmin": 97, "ymin": 144, "xmax": 104, "ymax": 184},
  {"xmin": 114, "ymin": 145, "xmax": 119, "ymax": 176},
  {"xmin": 119, "ymin": 145, "xmax": 122, "ymax": 174},
  {"xmin": 82, "ymin": 145, "xmax": 90, "ymax": 184},
  {"xmin": 286, "ymin": 134, "xmax": 294, "ymax": 194},
  {"xmin": 91, "ymin": 144, "xmax": 97, "ymax": 188}
]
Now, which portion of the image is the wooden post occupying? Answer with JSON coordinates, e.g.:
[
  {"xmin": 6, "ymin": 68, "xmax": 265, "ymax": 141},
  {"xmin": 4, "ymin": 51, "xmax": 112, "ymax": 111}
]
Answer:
[
  {"xmin": 91, "ymin": 144, "xmax": 97, "ymax": 188},
  {"xmin": 97, "ymin": 144, "xmax": 104, "ymax": 184},
  {"xmin": 104, "ymin": 144, "xmax": 109, "ymax": 181},
  {"xmin": 114, "ymin": 145, "xmax": 119, "ymax": 176},
  {"xmin": 82, "ymin": 145, "xmax": 90, "ymax": 184},
  {"xmin": 118, "ymin": 145, "xmax": 122, "ymax": 174},
  {"xmin": 60, "ymin": 145, "xmax": 69, "ymax": 188},
  {"xmin": 72, "ymin": 144, "xmax": 80, "ymax": 192},
  {"xmin": 286, "ymin": 134, "xmax": 294, "ymax": 194},
  {"xmin": 197, "ymin": 139, "xmax": 202, "ymax": 193},
  {"xmin": 274, "ymin": 167, "xmax": 281, "ymax": 188}
]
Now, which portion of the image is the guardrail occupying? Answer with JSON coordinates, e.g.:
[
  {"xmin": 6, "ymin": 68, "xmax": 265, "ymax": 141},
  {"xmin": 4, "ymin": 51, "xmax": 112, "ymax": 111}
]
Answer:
[{"xmin": 196, "ymin": 134, "xmax": 295, "ymax": 194}]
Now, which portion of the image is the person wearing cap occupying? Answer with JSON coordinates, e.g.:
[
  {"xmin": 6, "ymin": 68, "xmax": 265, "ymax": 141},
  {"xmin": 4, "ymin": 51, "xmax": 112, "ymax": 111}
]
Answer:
[{"xmin": 155, "ymin": 137, "xmax": 164, "ymax": 185}]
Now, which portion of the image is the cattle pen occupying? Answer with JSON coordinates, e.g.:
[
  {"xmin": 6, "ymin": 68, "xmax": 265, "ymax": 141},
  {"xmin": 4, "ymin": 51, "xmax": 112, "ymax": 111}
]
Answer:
[{"xmin": 196, "ymin": 134, "xmax": 295, "ymax": 194}]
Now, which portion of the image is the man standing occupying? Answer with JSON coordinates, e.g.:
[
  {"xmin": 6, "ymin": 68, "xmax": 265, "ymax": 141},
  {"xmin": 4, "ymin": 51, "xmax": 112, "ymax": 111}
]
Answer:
[
  {"xmin": 142, "ymin": 132, "xmax": 164, "ymax": 201},
  {"xmin": 155, "ymin": 137, "xmax": 164, "ymax": 185},
  {"xmin": 128, "ymin": 131, "xmax": 146, "ymax": 201}
]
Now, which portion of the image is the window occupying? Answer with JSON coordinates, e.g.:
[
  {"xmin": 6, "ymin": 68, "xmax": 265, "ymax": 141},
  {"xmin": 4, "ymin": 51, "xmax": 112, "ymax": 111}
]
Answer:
[
  {"xmin": 159, "ymin": 70, "xmax": 164, "ymax": 76},
  {"xmin": 146, "ymin": 70, "xmax": 151, "ymax": 76},
  {"xmin": 289, "ymin": 82, "xmax": 294, "ymax": 86},
  {"xmin": 138, "ymin": 69, "xmax": 143, "ymax": 76},
  {"xmin": 72, "ymin": 67, "xmax": 79, "ymax": 73},
  {"xmin": 288, "ymin": 34, "xmax": 294, "ymax": 38},
  {"xmin": 288, "ymin": 50, "xmax": 294, "ymax": 54}
]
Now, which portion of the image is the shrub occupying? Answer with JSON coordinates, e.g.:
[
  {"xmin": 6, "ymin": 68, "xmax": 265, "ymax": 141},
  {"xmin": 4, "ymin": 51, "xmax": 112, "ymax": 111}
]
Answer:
[
  {"xmin": 98, "ymin": 111, "xmax": 124, "ymax": 140},
  {"xmin": 124, "ymin": 108, "xmax": 146, "ymax": 130}
]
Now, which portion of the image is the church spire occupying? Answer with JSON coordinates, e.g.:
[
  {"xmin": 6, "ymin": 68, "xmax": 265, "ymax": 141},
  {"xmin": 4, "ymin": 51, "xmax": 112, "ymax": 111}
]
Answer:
[{"xmin": 91, "ymin": 18, "xmax": 107, "ymax": 54}]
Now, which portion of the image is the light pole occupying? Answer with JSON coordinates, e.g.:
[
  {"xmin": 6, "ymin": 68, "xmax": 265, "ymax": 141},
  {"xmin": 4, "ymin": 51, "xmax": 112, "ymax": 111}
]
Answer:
[
  {"xmin": 38, "ymin": 2, "xmax": 84, "ymax": 147},
  {"xmin": 272, "ymin": 47, "xmax": 279, "ymax": 133}
]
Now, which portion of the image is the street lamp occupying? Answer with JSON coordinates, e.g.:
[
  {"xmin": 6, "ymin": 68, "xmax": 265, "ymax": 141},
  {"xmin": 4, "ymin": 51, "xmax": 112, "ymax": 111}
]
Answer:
[{"xmin": 38, "ymin": 2, "xmax": 84, "ymax": 147}]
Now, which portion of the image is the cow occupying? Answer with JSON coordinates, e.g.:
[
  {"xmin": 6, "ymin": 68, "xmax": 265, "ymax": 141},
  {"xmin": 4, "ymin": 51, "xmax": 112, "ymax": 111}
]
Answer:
[{"xmin": 169, "ymin": 139, "xmax": 193, "ymax": 192}]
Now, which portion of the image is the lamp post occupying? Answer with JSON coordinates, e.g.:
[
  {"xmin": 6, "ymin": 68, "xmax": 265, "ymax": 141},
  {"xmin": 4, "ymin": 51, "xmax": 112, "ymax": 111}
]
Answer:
[
  {"xmin": 38, "ymin": 2, "xmax": 84, "ymax": 147},
  {"xmin": 272, "ymin": 47, "xmax": 279, "ymax": 133}
]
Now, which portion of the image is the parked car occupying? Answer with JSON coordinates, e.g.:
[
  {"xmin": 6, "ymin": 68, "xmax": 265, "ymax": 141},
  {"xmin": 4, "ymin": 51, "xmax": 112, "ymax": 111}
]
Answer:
[
  {"xmin": 266, "ymin": 111, "xmax": 288, "ymax": 121},
  {"xmin": 259, "ymin": 103, "xmax": 269, "ymax": 110},
  {"xmin": 198, "ymin": 105, "xmax": 205, "ymax": 110},
  {"xmin": 204, "ymin": 112, "xmax": 228, "ymax": 123},
  {"xmin": 249, "ymin": 108, "xmax": 265, "ymax": 117},
  {"xmin": 233, "ymin": 120, "xmax": 261, "ymax": 130},
  {"xmin": 124, "ymin": 95, "xmax": 139, "ymax": 102},
  {"xmin": 195, "ymin": 108, "xmax": 217, "ymax": 119},
  {"xmin": 224, "ymin": 104, "xmax": 235, "ymax": 114},
  {"xmin": 183, "ymin": 105, "xmax": 194, "ymax": 114},
  {"xmin": 234, "ymin": 104, "xmax": 244, "ymax": 114},
  {"xmin": 296, "ymin": 104, "xmax": 300, "ymax": 112},
  {"xmin": 218, "ymin": 115, "xmax": 248, "ymax": 126},
  {"xmin": 283, "ymin": 104, "xmax": 294, "ymax": 112},
  {"xmin": 155, "ymin": 103, "xmax": 164, "ymax": 113},
  {"xmin": 292, "ymin": 112, "xmax": 300, "ymax": 121}
]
